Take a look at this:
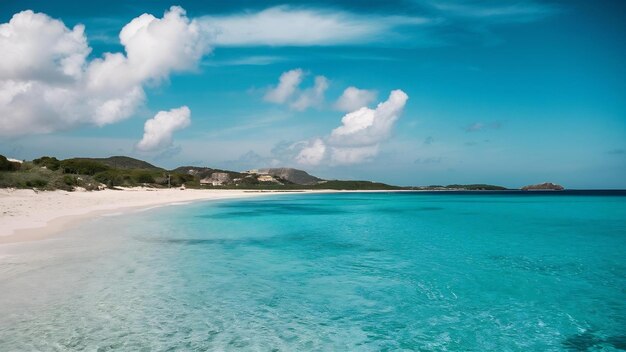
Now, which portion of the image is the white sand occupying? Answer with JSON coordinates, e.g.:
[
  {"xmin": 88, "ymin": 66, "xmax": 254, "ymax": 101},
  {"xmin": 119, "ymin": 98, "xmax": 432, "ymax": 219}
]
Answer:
[{"xmin": 0, "ymin": 188, "xmax": 311, "ymax": 244}]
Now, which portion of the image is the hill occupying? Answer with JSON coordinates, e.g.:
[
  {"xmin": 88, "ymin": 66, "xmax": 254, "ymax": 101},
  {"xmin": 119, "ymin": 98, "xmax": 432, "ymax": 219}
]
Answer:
[
  {"xmin": 521, "ymin": 182, "xmax": 564, "ymax": 191},
  {"xmin": 1, "ymin": 154, "xmax": 508, "ymax": 192},
  {"xmin": 70, "ymin": 156, "xmax": 161, "ymax": 170},
  {"xmin": 249, "ymin": 168, "xmax": 321, "ymax": 185}
]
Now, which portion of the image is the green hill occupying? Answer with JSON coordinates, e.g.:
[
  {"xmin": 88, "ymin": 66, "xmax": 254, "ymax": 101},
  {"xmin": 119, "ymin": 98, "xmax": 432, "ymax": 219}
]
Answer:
[
  {"xmin": 68, "ymin": 156, "xmax": 161, "ymax": 170},
  {"xmin": 1, "ymin": 154, "xmax": 508, "ymax": 192}
]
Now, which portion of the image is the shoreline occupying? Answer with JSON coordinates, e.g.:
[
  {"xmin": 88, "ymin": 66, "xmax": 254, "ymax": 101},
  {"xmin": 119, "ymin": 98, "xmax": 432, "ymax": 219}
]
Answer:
[
  {"xmin": 3, "ymin": 188, "xmax": 609, "ymax": 245},
  {"xmin": 0, "ymin": 188, "xmax": 340, "ymax": 245}
]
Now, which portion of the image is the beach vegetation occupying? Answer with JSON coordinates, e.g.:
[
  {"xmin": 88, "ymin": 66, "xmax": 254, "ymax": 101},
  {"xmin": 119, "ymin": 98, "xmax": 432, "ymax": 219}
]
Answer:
[
  {"xmin": 60, "ymin": 159, "xmax": 110, "ymax": 175},
  {"xmin": 0, "ymin": 154, "xmax": 512, "ymax": 191},
  {"xmin": 0, "ymin": 155, "xmax": 21, "ymax": 171},
  {"xmin": 32, "ymin": 156, "xmax": 61, "ymax": 171},
  {"xmin": 131, "ymin": 170, "xmax": 156, "ymax": 184}
]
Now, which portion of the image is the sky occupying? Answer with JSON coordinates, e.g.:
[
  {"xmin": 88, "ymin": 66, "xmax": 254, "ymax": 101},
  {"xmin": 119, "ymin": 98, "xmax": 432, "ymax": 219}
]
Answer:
[{"xmin": 0, "ymin": 0, "xmax": 624, "ymax": 188}]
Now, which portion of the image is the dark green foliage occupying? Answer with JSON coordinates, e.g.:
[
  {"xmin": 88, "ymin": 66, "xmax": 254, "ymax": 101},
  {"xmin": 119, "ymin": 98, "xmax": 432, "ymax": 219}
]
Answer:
[
  {"xmin": 63, "ymin": 175, "xmax": 78, "ymax": 186},
  {"xmin": 60, "ymin": 159, "xmax": 109, "ymax": 175},
  {"xmin": 237, "ymin": 176, "xmax": 261, "ymax": 186},
  {"xmin": 24, "ymin": 178, "xmax": 48, "ymax": 187},
  {"xmin": 32, "ymin": 156, "xmax": 61, "ymax": 171},
  {"xmin": 170, "ymin": 173, "xmax": 194, "ymax": 187},
  {"xmin": 0, "ymin": 155, "xmax": 21, "ymax": 171},
  {"xmin": 84, "ymin": 156, "xmax": 161, "ymax": 170},
  {"xmin": 94, "ymin": 170, "xmax": 125, "ymax": 187},
  {"xmin": 131, "ymin": 170, "xmax": 156, "ymax": 184},
  {"xmin": 49, "ymin": 175, "xmax": 75, "ymax": 191}
]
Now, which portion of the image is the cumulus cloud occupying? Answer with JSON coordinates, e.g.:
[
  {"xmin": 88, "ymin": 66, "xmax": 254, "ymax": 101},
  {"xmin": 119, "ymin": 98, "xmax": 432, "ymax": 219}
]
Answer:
[
  {"xmin": 199, "ymin": 6, "xmax": 428, "ymax": 46},
  {"xmin": 329, "ymin": 89, "xmax": 408, "ymax": 147},
  {"xmin": 334, "ymin": 86, "xmax": 377, "ymax": 112},
  {"xmin": 295, "ymin": 89, "xmax": 408, "ymax": 166},
  {"xmin": 0, "ymin": 11, "xmax": 90, "ymax": 82},
  {"xmin": 136, "ymin": 106, "xmax": 191, "ymax": 151},
  {"xmin": 291, "ymin": 76, "xmax": 329, "ymax": 111},
  {"xmin": 264, "ymin": 69, "xmax": 328, "ymax": 110},
  {"xmin": 263, "ymin": 68, "xmax": 303, "ymax": 104},
  {"xmin": 295, "ymin": 138, "xmax": 327, "ymax": 165},
  {"xmin": 329, "ymin": 145, "xmax": 379, "ymax": 165},
  {"xmin": 0, "ymin": 7, "xmax": 208, "ymax": 137}
]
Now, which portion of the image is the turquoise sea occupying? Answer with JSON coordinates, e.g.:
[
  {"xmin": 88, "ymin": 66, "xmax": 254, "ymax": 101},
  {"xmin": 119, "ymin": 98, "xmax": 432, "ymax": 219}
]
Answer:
[{"xmin": 1, "ymin": 191, "xmax": 625, "ymax": 351}]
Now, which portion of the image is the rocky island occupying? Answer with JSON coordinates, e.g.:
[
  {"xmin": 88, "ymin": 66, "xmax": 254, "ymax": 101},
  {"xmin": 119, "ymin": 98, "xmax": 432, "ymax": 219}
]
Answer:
[{"xmin": 521, "ymin": 182, "xmax": 565, "ymax": 191}]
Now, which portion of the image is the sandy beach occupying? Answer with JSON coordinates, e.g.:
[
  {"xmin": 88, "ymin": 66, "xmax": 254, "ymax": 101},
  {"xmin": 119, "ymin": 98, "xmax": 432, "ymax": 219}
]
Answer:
[{"xmin": 0, "ymin": 188, "xmax": 306, "ymax": 244}]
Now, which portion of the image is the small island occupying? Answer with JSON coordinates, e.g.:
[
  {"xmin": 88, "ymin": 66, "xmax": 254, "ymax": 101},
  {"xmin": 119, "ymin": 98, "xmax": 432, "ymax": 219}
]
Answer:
[{"xmin": 521, "ymin": 182, "xmax": 565, "ymax": 191}]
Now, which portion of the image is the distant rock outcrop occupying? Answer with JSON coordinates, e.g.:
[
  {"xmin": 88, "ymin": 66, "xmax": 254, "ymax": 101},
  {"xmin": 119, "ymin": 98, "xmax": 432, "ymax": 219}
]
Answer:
[
  {"xmin": 521, "ymin": 182, "xmax": 564, "ymax": 191},
  {"xmin": 247, "ymin": 168, "xmax": 322, "ymax": 185}
]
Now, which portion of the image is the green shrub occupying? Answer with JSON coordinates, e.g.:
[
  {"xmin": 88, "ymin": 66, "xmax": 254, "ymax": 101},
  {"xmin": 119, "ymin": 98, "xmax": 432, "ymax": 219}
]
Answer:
[
  {"xmin": 60, "ymin": 159, "xmax": 109, "ymax": 175},
  {"xmin": 170, "ymin": 173, "xmax": 194, "ymax": 187},
  {"xmin": 63, "ymin": 175, "xmax": 78, "ymax": 186},
  {"xmin": 131, "ymin": 170, "xmax": 155, "ymax": 184},
  {"xmin": 33, "ymin": 156, "xmax": 61, "ymax": 171},
  {"xmin": 94, "ymin": 170, "xmax": 124, "ymax": 187},
  {"xmin": 18, "ymin": 178, "xmax": 48, "ymax": 188},
  {"xmin": 0, "ymin": 155, "xmax": 21, "ymax": 171}
]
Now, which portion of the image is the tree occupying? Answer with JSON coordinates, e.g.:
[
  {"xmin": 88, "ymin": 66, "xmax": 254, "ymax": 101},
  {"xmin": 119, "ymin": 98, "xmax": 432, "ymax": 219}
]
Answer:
[{"xmin": 0, "ymin": 155, "xmax": 20, "ymax": 171}]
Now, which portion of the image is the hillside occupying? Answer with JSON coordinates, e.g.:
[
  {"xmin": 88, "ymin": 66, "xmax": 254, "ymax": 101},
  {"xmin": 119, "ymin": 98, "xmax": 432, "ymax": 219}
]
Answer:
[
  {"xmin": 521, "ymin": 182, "xmax": 564, "ymax": 191},
  {"xmin": 69, "ymin": 156, "xmax": 161, "ymax": 170},
  {"xmin": 1, "ymin": 154, "xmax": 514, "ymax": 192},
  {"xmin": 249, "ymin": 168, "xmax": 321, "ymax": 185}
]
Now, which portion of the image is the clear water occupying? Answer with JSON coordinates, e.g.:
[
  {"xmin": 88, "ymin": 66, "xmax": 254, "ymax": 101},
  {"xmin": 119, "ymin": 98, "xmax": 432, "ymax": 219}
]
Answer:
[{"xmin": 1, "ymin": 192, "xmax": 625, "ymax": 351}]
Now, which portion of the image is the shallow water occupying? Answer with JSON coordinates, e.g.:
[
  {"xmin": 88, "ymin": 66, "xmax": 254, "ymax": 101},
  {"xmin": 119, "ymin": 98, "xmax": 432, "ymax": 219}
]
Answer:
[{"xmin": 1, "ymin": 192, "xmax": 625, "ymax": 351}]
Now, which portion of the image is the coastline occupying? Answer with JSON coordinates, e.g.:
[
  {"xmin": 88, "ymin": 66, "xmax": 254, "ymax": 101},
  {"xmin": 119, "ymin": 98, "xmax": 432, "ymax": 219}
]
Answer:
[
  {"xmin": 4, "ymin": 188, "xmax": 602, "ymax": 245},
  {"xmin": 0, "ymin": 188, "xmax": 334, "ymax": 244}
]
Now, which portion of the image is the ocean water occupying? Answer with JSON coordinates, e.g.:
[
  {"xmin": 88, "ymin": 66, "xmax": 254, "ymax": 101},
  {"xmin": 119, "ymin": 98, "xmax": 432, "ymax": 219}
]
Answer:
[{"xmin": 0, "ymin": 191, "xmax": 625, "ymax": 351}]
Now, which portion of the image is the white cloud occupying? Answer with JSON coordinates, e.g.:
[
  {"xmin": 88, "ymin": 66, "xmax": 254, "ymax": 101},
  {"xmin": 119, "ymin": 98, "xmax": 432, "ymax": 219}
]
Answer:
[
  {"xmin": 264, "ymin": 69, "xmax": 328, "ymax": 111},
  {"xmin": 294, "ymin": 89, "xmax": 408, "ymax": 166},
  {"xmin": 329, "ymin": 89, "xmax": 408, "ymax": 147},
  {"xmin": 263, "ymin": 68, "xmax": 303, "ymax": 104},
  {"xmin": 334, "ymin": 86, "xmax": 377, "ymax": 112},
  {"xmin": 329, "ymin": 145, "xmax": 379, "ymax": 165},
  {"xmin": 291, "ymin": 76, "xmax": 329, "ymax": 111},
  {"xmin": 0, "ymin": 10, "xmax": 90, "ymax": 82},
  {"xmin": 431, "ymin": 1, "xmax": 557, "ymax": 22},
  {"xmin": 295, "ymin": 138, "xmax": 327, "ymax": 165},
  {"xmin": 136, "ymin": 106, "xmax": 191, "ymax": 151},
  {"xmin": 0, "ymin": 7, "xmax": 208, "ymax": 137},
  {"xmin": 199, "ymin": 6, "xmax": 428, "ymax": 47}
]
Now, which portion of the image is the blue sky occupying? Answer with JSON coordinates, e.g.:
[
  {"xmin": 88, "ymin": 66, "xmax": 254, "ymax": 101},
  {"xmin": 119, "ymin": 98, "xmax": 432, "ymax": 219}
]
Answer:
[{"xmin": 0, "ymin": 0, "xmax": 624, "ymax": 188}]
